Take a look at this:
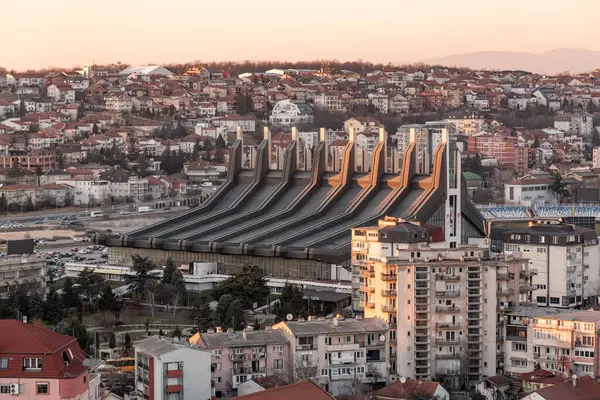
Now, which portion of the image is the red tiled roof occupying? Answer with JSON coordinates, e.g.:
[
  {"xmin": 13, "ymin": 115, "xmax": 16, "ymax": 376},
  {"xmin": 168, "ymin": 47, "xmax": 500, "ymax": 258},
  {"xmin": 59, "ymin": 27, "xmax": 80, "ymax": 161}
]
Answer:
[
  {"xmin": 533, "ymin": 376, "xmax": 600, "ymax": 400},
  {"xmin": 373, "ymin": 379, "xmax": 440, "ymax": 398},
  {"xmin": 232, "ymin": 381, "xmax": 333, "ymax": 400}
]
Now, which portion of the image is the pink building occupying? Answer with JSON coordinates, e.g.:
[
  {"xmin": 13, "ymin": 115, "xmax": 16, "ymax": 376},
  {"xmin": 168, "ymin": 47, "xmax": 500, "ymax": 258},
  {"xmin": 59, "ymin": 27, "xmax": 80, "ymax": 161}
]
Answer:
[
  {"xmin": 190, "ymin": 327, "xmax": 290, "ymax": 396},
  {"xmin": 0, "ymin": 320, "xmax": 100, "ymax": 400}
]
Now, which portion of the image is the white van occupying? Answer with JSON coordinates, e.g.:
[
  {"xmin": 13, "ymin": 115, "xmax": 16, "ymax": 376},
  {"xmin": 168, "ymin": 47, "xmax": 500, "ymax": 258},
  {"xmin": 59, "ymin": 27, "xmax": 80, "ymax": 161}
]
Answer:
[
  {"xmin": 138, "ymin": 206, "xmax": 152, "ymax": 213},
  {"xmin": 90, "ymin": 211, "xmax": 104, "ymax": 218}
]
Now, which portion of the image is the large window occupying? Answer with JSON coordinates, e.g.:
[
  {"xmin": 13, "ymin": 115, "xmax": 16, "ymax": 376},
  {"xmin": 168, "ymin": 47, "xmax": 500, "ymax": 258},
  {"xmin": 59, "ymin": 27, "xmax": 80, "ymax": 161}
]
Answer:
[
  {"xmin": 23, "ymin": 358, "xmax": 42, "ymax": 370},
  {"xmin": 272, "ymin": 359, "xmax": 283, "ymax": 370}
]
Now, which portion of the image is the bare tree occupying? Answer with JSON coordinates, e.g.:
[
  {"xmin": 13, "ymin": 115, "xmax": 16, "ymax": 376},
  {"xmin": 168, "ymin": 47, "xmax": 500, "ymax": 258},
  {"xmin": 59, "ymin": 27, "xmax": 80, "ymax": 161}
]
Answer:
[{"xmin": 270, "ymin": 354, "xmax": 320, "ymax": 384}]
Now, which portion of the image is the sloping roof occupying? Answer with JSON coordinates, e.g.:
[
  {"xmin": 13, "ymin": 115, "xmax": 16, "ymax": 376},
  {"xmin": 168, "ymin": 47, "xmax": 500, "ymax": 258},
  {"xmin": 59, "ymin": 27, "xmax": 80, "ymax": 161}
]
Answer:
[
  {"xmin": 198, "ymin": 329, "xmax": 288, "ymax": 348},
  {"xmin": 0, "ymin": 320, "xmax": 79, "ymax": 353},
  {"xmin": 533, "ymin": 376, "xmax": 600, "ymax": 400},
  {"xmin": 373, "ymin": 379, "xmax": 440, "ymax": 398},
  {"xmin": 232, "ymin": 380, "xmax": 334, "ymax": 400},
  {"xmin": 118, "ymin": 66, "xmax": 174, "ymax": 76},
  {"xmin": 277, "ymin": 317, "xmax": 387, "ymax": 336}
]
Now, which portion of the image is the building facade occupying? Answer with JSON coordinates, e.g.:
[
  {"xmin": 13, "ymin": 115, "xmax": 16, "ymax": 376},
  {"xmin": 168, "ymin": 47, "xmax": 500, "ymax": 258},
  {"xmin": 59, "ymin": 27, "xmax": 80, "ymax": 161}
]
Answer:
[
  {"xmin": 503, "ymin": 222, "xmax": 600, "ymax": 309},
  {"xmin": 190, "ymin": 327, "xmax": 290, "ymax": 395},
  {"xmin": 273, "ymin": 317, "xmax": 389, "ymax": 397},
  {"xmin": 0, "ymin": 257, "xmax": 47, "ymax": 299},
  {"xmin": 134, "ymin": 336, "xmax": 213, "ymax": 400},
  {"xmin": 0, "ymin": 320, "xmax": 100, "ymax": 400}
]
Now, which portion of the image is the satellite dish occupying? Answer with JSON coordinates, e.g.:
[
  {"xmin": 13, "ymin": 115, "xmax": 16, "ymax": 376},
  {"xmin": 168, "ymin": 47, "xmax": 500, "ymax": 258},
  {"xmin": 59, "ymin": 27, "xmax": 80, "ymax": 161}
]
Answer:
[
  {"xmin": 379, "ymin": 335, "xmax": 386, "ymax": 342},
  {"xmin": 399, "ymin": 376, "xmax": 406, "ymax": 384},
  {"xmin": 333, "ymin": 319, "xmax": 339, "ymax": 327},
  {"xmin": 286, "ymin": 314, "xmax": 293, "ymax": 321}
]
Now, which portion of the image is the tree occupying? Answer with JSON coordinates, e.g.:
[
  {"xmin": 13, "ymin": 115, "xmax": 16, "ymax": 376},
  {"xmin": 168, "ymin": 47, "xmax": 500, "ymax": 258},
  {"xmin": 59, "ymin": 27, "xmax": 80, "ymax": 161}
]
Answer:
[
  {"xmin": 0, "ymin": 193, "xmax": 7, "ymax": 214},
  {"xmin": 213, "ymin": 149, "xmax": 225, "ymax": 164},
  {"xmin": 167, "ymin": 269, "xmax": 187, "ymax": 314},
  {"xmin": 43, "ymin": 289, "xmax": 65, "ymax": 326},
  {"xmin": 213, "ymin": 265, "xmax": 270, "ymax": 309},
  {"xmin": 62, "ymin": 277, "xmax": 81, "ymax": 312},
  {"xmin": 161, "ymin": 257, "xmax": 178, "ymax": 285},
  {"xmin": 25, "ymin": 196, "xmax": 34, "ymax": 212},
  {"xmin": 171, "ymin": 325, "xmax": 182, "ymax": 339},
  {"xmin": 126, "ymin": 255, "xmax": 159, "ymax": 295},
  {"xmin": 66, "ymin": 318, "xmax": 91, "ymax": 354},
  {"xmin": 215, "ymin": 134, "xmax": 226, "ymax": 149},
  {"xmin": 532, "ymin": 136, "xmax": 540, "ymax": 148},
  {"xmin": 276, "ymin": 283, "xmax": 305, "ymax": 322},
  {"xmin": 92, "ymin": 123, "xmax": 99, "ymax": 134},
  {"xmin": 216, "ymin": 294, "xmax": 234, "ymax": 327},
  {"xmin": 225, "ymin": 299, "xmax": 246, "ymax": 330},
  {"xmin": 192, "ymin": 141, "xmax": 201, "ymax": 161},
  {"xmin": 77, "ymin": 267, "xmax": 105, "ymax": 303},
  {"xmin": 191, "ymin": 303, "xmax": 213, "ymax": 331},
  {"xmin": 98, "ymin": 284, "xmax": 121, "ymax": 316},
  {"xmin": 159, "ymin": 329, "xmax": 164, "ymax": 336},
  {"xmin": 550, "ymin": 172, "xmax": 569, "ymax": 202},
  {"xmin": 463, "ymin": 153, "xmax": 482, "ymax": 174},
  {"xmin": 123, "ymin": 333, "xmax": 132, "ymax": 356},
  {"xmin": 109, "ymin": 333, "xmax": 117, "ymax": 349}
]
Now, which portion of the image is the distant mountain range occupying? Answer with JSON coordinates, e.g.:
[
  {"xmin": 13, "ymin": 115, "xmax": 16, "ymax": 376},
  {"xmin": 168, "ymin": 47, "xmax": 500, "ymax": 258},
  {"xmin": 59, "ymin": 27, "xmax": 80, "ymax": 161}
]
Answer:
[{"xmin": 423, "ymin": 48, "xmax": 600, "ymax": 75}]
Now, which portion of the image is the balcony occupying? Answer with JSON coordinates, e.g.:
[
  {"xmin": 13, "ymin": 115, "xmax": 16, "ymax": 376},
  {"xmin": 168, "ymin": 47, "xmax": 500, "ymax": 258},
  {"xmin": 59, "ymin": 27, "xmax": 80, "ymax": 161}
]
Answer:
[
  {"xmin": 381, "ymin": 273, "xmax": 397, "ymax": 281},
  {"xmin": 388, "ymin": 321, "xmax": 397, "ymax": 328},
  {"xmin": 520, "ymin": 269, "xmax": 538, "ymax": 277},
  {"xmin": 382, "ymin": 289, "xmax": 397, "ymax": 297},
  {"xmin": 436, "ymin": 338, "xmax": 460, "ymax": 345},
  {"xmin": 436, "ymin": 353, "xmax": 460, "ymax": 360},
  {"xmin": 366, "ymin": 340, "xmax": 386, "ymax": 347},
  {"xmin": 250, "ymin": 352, "xmax": 266, "ymax": 359},
  {"xmin": 436, "ymin": 323, "xmax": 461, "ymax": 330},
  {"xmin": 436, "ymin": 273, "xmax": 460, "ymax": 281},
  {"xmin": 230, "ymin": 353, "xmax": 246, "ymax": 361},
  {"xmin": 296, "ymin": 344, "xmax": 317, "ymax": 351},
  {"xmin": 497, "ymin": 288, "xmax": 515, "ymax": 296},
  {"xmin": 436, "ymin": 290, "xmax": 460, "ymax": 297},
  {"xmin": 575, "ymin": 341, "xmax": 594, "ymax": 348},
  {"xmin": 360, "ymin": 269, "xmax": 375, "ymax": 278},
  {"xmin": 382, "ymin": 305, "xmax": 397, "ymax": 313},
  {"xmin": 496, "ymin": 273, "xmax": 510, "ymax": 281},
  {"xmin": 435, "ymin": 305, "xmax": 460, "ymax": 313},
  {"xmin": 415, "ymin": 274, "xmax": 430, "ymax": 281},
  {"xmin": 468, "ymin": 274, "xmax": 482, "ymax": 281},
  {"xmin": 519, "ymin": 285, "xmax": 534, "ymax": 293},
  {"xmin": 367, "ymin": 302, "xmax": 376, "ymax": 309},
  {"xmin": 415, "ymin": 352, "xmax": 430, "ymax": 360}
]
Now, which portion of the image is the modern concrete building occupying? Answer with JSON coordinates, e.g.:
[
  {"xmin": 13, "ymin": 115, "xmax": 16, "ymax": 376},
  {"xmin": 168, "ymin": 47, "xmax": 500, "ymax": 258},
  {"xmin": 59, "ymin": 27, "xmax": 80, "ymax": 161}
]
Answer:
[
  {"xmin": 503, "ymin": 221, "xmax": 600, "ymax": 308},
  {"xmin": 134, "ymin": 336, "xmax": 213, "ymax": 400},
  {"xmin": 503, "ymin": 308, "xmax": 600, "ymax": 379},
  {"xmin": 352, "ymin": 218, "xmax": 535, "ymax": 390},
  {"xmin": 273, "ymin": 317, "xmax": 389, "ymax": 397}
]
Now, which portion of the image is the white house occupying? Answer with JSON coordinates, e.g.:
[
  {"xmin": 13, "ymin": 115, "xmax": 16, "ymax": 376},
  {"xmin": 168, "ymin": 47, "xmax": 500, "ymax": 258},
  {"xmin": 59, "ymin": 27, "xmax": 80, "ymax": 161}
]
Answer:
[
  {"xmin": 104, "ymin": 93, "xmax": 133, "ymax": 113},
  {"xmin": 504, "ymin": 176, "xmax": 554, "ymax": 206},
  {"xmin": 269, "ymin": 100, "xmax": 314, "ymax": 127},
  {"xmin": 213, "ymin": 115, "xmax": 256, "ymax": 134}
]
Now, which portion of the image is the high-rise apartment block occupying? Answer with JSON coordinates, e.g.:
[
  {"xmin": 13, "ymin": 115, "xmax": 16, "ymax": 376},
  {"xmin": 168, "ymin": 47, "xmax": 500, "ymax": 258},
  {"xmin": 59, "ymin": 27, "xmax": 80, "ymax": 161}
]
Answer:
[
  {"xmin": 352, "ymin": 218, "xmax": 534, "ymax": 390},
  {"xmin": 503, "ymin": 222, "xmax": 600, "ymax": 308}
]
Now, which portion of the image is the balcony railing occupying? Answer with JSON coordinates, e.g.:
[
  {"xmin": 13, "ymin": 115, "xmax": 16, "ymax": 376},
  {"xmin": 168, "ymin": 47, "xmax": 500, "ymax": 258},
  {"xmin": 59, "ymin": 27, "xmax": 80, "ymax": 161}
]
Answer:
[
  {"xmin": 519, "ymin": 285, "xmax": 534, "ymax": 293},
  {"xmin": 436, "ymin": 273, "xmax": 460, "ymax": 281},
  {"xmin": 296, "ymin": 344, "xmax": 316, "ymax": 350},
  {"xmin": 436, "ymin": 353, "xmax": 460, "ymax": 360},
  {"xmin": 382, "ymin": 305, "xmax": 397, "ymax": 313},
  {"xmin": 497, "ymin": 288, "xmax": 515, "ymax": 296},
  {"xmin": 436, "ymin": 290, "xmax": 460, "ymax": 297},
  {"xmin": 436, "ymin": 338, "xmax": 460, "ymax": 345},
  {"xmin": 496, "ymin": 273, "xmax": 510, "ymax": 281},
  {"xmin": 382, "ymin": 289, "xmax": 397, "ymax": 297},
  {"xmin": 520, "ymin": 269, "xmax": 538, "ymax": 277},
  {"xmin": 381, "ymin": 273, "xmax": 397, "ymax": 281},
  {"xmin": 436, "ymin": 323, "xmax": 461, "ymax": 329},
  {"xmin": 436, "ymin": 305, "xmax": 460, "ymax": 313}
]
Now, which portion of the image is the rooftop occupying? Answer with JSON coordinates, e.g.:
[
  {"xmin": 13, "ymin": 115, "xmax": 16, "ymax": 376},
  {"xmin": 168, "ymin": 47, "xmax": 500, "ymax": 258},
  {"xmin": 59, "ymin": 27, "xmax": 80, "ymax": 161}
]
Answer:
[
  {"xmin": 197, "ymin": 329, "xmax": 289, "ymax": 348},
  {"xmin": 275, "ymin": 317, "xmax": 387, "ymax": 336},
  {"xmin": 232, "ymin": 380, "xmax": 333, "ymax": 400}
]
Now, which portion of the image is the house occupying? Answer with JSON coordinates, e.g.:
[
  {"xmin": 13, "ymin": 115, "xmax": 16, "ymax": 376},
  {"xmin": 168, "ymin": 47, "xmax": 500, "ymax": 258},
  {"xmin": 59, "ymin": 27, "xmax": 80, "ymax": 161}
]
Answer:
[
  {"xmin": 190, "ymin": 327, "xmax": 290, "ymax": 394},
  {"xmin": 214, "ymin": 115, "xmax": 256, "ymax": 134},
  {"xmin": 0, "ymin": 99, "xmax": 16, "ymax": 119},
  {"xmin": 372, "ymin": 378, "xmax": 449, "ymax": 400},
  {"xmin": 389, "ymin": 93, "xmax": 409, "ymax": 113},
  {"xmin": 504, "ymin": 176, "xmax": 554, "ymax": 205},
  {"xmin": 231, "ymin": 381, "xmax": 334, "ymax": 400},
  {"xmin": 46, "ymin": 83, "xmax": 76, "ymax": 103},
  {"xmin": 134, "ymin": 335, "xmax": 213, "ymax": 400},
  {"xmin": 0, "ymin": 319, "xmax": 101, "ymax": 400},
  {"xmin": 104, "ymin": 93, "xmax": 133, "ymax": 113},
  {"xmin": 269, "ymin": 100, "xmax": 314, "ymax": 127},
  {"xmin": 57, "ymin": 104, "xmax": 80, "ymax": 121},
  {"xmin": 520, "ymin": 375, "xmax": 600, "ymax": 400},
  {"xmin": 344, "ymin": 117, "xmax": 384, "ymax": 135},
  {"xmin": 272, "ymin": 317, "xmax": 389, "ymax": 397},
  {"xmin": 184, "ymin": 160, "xmax": 227, "ymax": 182}
]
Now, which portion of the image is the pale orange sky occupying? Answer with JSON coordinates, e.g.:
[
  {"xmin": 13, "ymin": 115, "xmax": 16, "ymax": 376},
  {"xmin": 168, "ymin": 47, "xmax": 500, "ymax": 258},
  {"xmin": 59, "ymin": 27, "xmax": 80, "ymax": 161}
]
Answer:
[{"xmin": 2, "ymin": 0, "xmax": 599, "ymax": 70}]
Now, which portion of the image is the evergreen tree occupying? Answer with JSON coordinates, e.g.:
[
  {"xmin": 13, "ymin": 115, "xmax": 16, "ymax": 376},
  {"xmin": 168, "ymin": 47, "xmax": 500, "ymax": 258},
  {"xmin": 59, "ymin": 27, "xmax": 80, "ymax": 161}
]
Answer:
[
  {"xmin": 161, "ymin": 257, "xmax": 178, "ymax": 285},
  {"xmin": 0, "ymin": 194, "xmax": 7, "ymax": 214},
  {"xmin": 98, "ymin": 284, "xmax": 121, "ymax": 315},
  {"xmin": 191, "ymin": 303, "xmax": 213, "ymax": 331},
  {"xmin": 215, "ymin": 134, "xmax": 226, "ymax": 149},
  {"xmin": 213, "ymin": 265, "xmax": 269, "ymax": 309},
  {"xmin": 159, "ymin": 329, "xmax": 164, "ymax": 336},
  {"xmin": 226, "ymin": 299, "xmax": 246, "ymax": 330},
  {"xmin": 25, "ymin": 197, "xmax": 34, "ymax": 212},
  {"xmin": 77, "ymin": 267, "xmax": 104, "ymax": 302},
  {"xmin": 550, "ymin": 173, "xmax": 569, "ymax": 202},
  {"xmin": 123, "ymin": 333, "xmax": 132, "ymax": 355},
  {"xmin": 125, "ymin": 255, "xmax": 158, "ymax": 295},
  {"xmin": 92, "ymin": 123, "xmax": 99, "ymax": 134},
  {"xmin": 276, "ymin": 283, "xmax": 305, "ymax": 322},
  {"xmin": 213, "ymin": 149, "xmax": 225, "ymax": 164},
  {"xmin": 43, "ymin": 289, "xmax": 65, "ymax": 326},
  {"xmin": 67, "ymin": 318, "xmax": 91, "ymax": 354},
  {"xmin": 192, "ymin": 141, "xmax": 201, "ymax": 161},
  {"xmin": 109, "ymin": 333, "xmax": 117, "ymax": 349},
  {"xmin": 216, "ymin": 294, "xmax": 234, "ymax": 327},
  {"xmin": 62, "ymin": 277, "xmax": 81, "ymax": 312}
]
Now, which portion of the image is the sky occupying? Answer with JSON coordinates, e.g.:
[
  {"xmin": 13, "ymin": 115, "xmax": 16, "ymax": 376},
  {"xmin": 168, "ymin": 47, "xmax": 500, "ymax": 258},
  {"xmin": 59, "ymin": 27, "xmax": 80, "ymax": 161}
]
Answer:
[{"xmin": 2, "ymin": 0, "xmax": 599, "ymax": 71}]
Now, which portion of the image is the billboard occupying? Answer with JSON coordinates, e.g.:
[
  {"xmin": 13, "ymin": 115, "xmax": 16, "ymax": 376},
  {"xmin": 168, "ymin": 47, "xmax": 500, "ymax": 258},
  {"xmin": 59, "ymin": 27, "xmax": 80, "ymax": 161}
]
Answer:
[{"xmin": 6, "ymin": 239, "xmax": 34, "ymax": 255}]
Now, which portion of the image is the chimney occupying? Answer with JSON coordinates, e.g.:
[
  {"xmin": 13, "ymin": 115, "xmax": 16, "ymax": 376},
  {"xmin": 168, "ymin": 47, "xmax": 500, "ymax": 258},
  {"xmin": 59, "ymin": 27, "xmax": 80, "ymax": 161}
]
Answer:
[
  {"xmin": 243, "ymin": 330, "xmax": 247, "ymax": 340},
  {"xmin": 573, "ymin": 375, "xmax": 578, "ymax": 387},
  {"xmin": 216, "ymin": 327, "xmax": 223, "ymax": 333}
]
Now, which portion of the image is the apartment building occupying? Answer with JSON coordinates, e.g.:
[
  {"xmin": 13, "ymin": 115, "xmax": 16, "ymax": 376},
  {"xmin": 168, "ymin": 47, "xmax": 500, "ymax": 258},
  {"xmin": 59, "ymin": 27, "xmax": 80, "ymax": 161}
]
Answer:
[
  {"xmin": 273, "ymin": 317, "xmax": 389, "ymax": 397},
  {"xmin": 503, "ymin": 309, "xmax": 600, "ymax": 379},
  {"xmin": 0, "ymin": 320, "xmax": 100, "ymax": 400},
  {"xmin": 503, "ymin": 222, "xmax": 600, "ymax": 308},
  {"xmin": 134, "ymin": 335, "xmax": 213, "ymax": 400},
  {"xmin": 467, "ymin": 132, "xmax": 529, "ymax": 172},
  {"xmin": 351, "ymin": 218, "xmax": 534, "ymax": 390},
  {"xmin": 0, "ymin": 257, "xmax": 48, "ymax": 299},
  {"xmin": 190, "ymin": 327, "xmax": 290, "ymax": 395}
]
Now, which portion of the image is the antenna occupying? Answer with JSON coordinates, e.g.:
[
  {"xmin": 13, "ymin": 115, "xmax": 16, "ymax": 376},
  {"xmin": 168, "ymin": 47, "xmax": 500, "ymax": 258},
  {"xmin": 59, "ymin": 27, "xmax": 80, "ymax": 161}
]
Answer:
[{"xmin": 286, "ymin": 313, "xmax": 293, "ymax": 321}]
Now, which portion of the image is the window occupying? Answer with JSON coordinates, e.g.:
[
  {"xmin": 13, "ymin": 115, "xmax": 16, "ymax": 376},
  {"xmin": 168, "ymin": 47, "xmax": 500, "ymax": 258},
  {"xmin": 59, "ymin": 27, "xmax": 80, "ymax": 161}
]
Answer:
[
  {"xmin": 23, "ymin": 358, "xmax": 42, "ymax": 370},
  {"xmin": 37, "ymin": 383, "xmax": 49, "ymax": 394},
  {"xmin": 272, "ymin": 359, "xmax": 283, "ymax": 370},
  {"xmin": 553, "ymin": 237, "xmax": 558, "ymax": 244},
  {"xmin": 272, "ymin": 345, "xmax": 283, "ymax": 353},
  {"xmin": 0, "ymin": 358, "xmax": 7, "ymax": 369},
  {"xmin": 539, "ymin": 236, "xmax": 545, "ymax": 244},
  {"xmin": 345, "ymin": 336, "xmax": 351, "ymax": 343}
]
